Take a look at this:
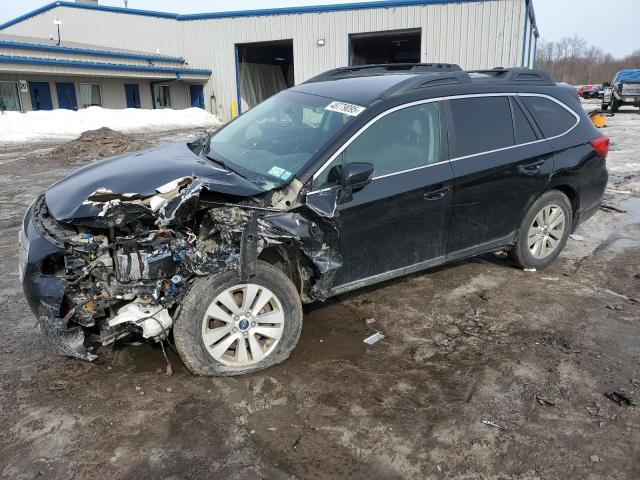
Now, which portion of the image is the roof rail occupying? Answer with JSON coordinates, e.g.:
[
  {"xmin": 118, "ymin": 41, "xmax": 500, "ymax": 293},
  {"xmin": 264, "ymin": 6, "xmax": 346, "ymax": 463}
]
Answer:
[
  {"xmin": 466, "ymin": 67, "xmax": 554, "ymax": 84},
  {"xmin": 305, "ymin": 63, "xmax": 462, "ymax": 83}
]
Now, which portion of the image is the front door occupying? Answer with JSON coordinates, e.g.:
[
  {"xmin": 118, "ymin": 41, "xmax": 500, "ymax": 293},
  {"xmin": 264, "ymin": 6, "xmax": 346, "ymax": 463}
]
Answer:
[
  {"xmin": 29, "ymin": 82, "xmax": 53, "ymax": 111},
  {"xmin": 125, "ymin": 84, "xmax": 141, "ymax": 108},
  {"xmin": 309, "ymin": 101, "xmax": 453, "ymax": 290},
  {"xmin": 444, "ymin": 95, "xmax": 554, "ymax": 257},
  {"xmin": 55, "ymin": 83, "xmax": 77, "ymax": 110},
  {"xmin": 190, "ymin": 85, "xmax": 205, "ymax": 109}
]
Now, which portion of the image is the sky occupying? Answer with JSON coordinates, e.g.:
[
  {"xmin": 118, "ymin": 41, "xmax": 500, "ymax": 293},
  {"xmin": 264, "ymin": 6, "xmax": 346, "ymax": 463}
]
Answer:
[{"xmin": 1, "ymin": 0, "xmax": 639, "ymax": 58}]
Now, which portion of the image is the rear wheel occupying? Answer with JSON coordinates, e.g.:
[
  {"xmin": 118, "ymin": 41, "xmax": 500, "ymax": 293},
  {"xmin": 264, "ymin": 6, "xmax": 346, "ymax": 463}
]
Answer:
[
  {"xmin": 511, "ymin": 190, "xmax": 572, "ymax": 270},
  {"xmin": 174, "ymin": 261, "xmax": 303, "ymax": 376}
]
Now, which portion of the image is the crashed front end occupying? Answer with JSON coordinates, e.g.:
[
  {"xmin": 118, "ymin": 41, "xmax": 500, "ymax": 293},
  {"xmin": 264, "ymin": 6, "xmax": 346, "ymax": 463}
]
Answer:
[{"xmin": 19, "ymin": 145, "xmax": 342, "ymax": 361}]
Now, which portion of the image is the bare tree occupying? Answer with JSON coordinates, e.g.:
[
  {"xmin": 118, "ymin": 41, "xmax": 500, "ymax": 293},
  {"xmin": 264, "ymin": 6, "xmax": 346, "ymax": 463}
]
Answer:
[{"xmin": 536, "ymin": 36, "xmax": 639, "ymax": 85}]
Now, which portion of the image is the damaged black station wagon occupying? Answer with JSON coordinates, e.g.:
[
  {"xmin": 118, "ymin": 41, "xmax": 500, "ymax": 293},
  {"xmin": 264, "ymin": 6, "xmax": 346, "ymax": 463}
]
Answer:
[{"xmin": 20, "ymin": 64, "xmax": 609, "ymax": 376}]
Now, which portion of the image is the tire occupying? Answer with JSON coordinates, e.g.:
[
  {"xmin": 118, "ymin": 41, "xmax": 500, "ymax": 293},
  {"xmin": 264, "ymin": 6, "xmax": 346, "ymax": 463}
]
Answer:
[
  {"xmin": 174, "ymin": 261, "xmax": 303, "ymax": 376},
  {"xmin": 611, "ymin": 97, "xmax": 620, "ymax": 113},
  {"xmin": 511, "ymin": 190, "xmax": 572, "ymax": 270}
]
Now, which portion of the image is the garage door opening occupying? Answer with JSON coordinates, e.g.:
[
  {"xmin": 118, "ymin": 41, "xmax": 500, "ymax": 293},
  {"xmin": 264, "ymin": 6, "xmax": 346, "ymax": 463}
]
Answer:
[
  {"xmin": 349, "ymin": 29, "xmax": 421, "ymax": 65},
  {"xmin": 236, "ymin": 39, "xmax": 294, "ymax": 113}
]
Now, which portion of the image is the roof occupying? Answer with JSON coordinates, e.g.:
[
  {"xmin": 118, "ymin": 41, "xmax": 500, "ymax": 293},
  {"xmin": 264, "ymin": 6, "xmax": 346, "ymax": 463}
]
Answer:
[
  {"xmin": 292, "ymin": 74, "xmax": 422, "ymax": 106},
  {"xmin": 0, "ymin": 55, "xmax": 211, "ymax": 78},
  {"xmin": 0, "ymin": 33, "xmax": 185, "ymax": 64},
  {"xmin": 292, "ymin": 66, "xmax": 554, "ymax": 105},
  {"xmin": 0, "ymin": 0, "xmax": 539, "ymax": 36}
]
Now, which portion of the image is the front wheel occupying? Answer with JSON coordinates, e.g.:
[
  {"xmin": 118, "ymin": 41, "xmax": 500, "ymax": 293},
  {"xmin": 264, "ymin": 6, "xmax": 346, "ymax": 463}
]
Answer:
[
  {"xmin": 174, "ymin": 261, "xmax": 303, "ymax": 376},
  {"xmin": 611, "ymin": 97, "xmax": 620, "ymax": 113},
  {"xmin": 511, "ymin": 190, "xmax": 572, "ymax": 270}
]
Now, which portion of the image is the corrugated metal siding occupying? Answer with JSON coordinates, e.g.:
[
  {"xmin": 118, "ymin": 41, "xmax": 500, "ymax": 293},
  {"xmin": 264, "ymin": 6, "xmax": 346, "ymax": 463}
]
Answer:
[{"xmin": 3, "ymin": 0, "xmax": 527, "ymax": 120}]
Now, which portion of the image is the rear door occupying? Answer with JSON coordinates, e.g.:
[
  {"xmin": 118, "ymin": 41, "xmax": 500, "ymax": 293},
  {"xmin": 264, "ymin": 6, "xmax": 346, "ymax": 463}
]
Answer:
[
  {"xmin": 445, "ymin": 94, "xmax": 554, "ymax": 257},
  {"xmin": 309, "ymin": 101, "xmax": 454, "ymax": 290}
]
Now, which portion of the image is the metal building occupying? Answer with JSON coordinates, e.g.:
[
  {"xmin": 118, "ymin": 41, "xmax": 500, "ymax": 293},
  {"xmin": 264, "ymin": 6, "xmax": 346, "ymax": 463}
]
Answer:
[{"xmin": 0, "ymin": 0, "xmax": 538, "ymax": 120}]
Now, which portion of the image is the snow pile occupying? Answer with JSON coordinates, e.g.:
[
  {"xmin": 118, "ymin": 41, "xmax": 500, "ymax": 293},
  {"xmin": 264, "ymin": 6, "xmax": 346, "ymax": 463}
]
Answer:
[{"xmin": 0, "ymin": 107, "xmax": 222, "ymax": 143}]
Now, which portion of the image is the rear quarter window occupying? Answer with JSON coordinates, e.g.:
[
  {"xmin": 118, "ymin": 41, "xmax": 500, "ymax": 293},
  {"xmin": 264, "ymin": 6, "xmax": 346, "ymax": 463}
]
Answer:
[
  {"xmin": 447, "ymin": 96, "xmax": 514, "ymax": 158},
  {"xmin": 520, "ymin": 96, "xmax": 577, "ymax": 138}
]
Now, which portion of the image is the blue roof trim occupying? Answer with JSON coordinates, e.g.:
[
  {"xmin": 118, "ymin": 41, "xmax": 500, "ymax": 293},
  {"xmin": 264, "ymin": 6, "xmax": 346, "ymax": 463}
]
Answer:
[
  {"xmin": 0, "ymin": 55, "xmax": 211, "ymax": 77},
  {"xmin": 1, "ymin": 0, "xmax": 538, "ymax": 34},
  {"xmin": 0, "ymin": 39, "xmax": 185, "ymax": 64}
]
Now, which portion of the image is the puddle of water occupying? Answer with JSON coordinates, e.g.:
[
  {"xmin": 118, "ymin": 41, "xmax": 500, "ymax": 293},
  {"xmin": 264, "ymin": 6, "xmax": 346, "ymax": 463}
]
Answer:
[{"xmin": 618, "ymin": 197, "xmax": 640, "ymax": 226}]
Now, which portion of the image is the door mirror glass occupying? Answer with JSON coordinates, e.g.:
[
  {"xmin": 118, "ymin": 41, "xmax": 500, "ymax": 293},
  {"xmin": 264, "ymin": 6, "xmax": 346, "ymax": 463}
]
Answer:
[
  {"xmin": 344, "ymin": 162, "xmax": 374, "ymax": 190},
  {"xmin": 602, "ymin": 81, "xmax": 610, "ymax": 87}
]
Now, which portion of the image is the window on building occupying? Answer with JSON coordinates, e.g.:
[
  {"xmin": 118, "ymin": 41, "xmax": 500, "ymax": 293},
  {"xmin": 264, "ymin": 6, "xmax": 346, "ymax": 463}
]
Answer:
[
  {"xmin": 335, "ymin": 102, "xmax": 440, "ymax": 182},
  {"xmin": 155, "ymin": 85, "xmax": 171, "ymax": 108},
  {"xmin": 0, "ymin": 81, "xmax": 21, "ymax": 111},
  {"xmin": 79, "ymin": 83, "xmax": 102, "ymax": 108},
  {"xmin": 521, "ymin": 96, "xmax": 577, "ymax": 138},
  {"xmin": 448, "ymin": 96, "xmax": 514, "ymax": 158}
]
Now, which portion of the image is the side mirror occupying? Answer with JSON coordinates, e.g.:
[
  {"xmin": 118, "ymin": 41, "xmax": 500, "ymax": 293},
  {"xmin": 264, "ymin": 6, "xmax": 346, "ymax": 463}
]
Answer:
[
  {"xmin": 603, "ymin": 82, "xmax": 610, "ymax": 87},
  {"xmin": 343, "ymin": 162, "xmax": 374, "ymax": 190}
]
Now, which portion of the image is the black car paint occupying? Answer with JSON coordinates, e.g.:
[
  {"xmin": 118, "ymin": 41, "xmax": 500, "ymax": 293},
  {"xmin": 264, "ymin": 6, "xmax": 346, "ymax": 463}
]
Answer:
[
  {"xmin": 45, "ymin": 142, "xmax": 264, "ymax": 223},
  {"xmin": 20, "ymin": 70, "xmax": 608, "ymax": 361}
]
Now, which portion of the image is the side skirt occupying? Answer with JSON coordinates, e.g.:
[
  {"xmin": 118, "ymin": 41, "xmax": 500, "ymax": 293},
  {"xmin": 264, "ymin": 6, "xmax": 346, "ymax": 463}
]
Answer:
[{"xmin": 327, "ymin": 232, "xmax": 515, "ymax": 298}]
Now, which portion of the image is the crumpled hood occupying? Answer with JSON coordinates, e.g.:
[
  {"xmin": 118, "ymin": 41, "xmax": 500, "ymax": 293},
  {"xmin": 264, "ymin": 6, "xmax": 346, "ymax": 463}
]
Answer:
[{"xmin": 45, "ymin": 142, "xmax": 265, "ymax": 222}]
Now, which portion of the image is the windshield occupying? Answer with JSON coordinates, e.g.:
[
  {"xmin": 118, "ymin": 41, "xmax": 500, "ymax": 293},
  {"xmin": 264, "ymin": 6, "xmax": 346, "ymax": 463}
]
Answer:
[{"xmin": 208, "ymin": 90, "xmax": 360, "ymax": 189}]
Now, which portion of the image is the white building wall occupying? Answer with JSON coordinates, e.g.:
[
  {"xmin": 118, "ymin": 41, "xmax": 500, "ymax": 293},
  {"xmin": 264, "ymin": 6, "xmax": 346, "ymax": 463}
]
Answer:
[{"xmin": 2, "ymin": 0, "xmax": 528, "ymax": 120}]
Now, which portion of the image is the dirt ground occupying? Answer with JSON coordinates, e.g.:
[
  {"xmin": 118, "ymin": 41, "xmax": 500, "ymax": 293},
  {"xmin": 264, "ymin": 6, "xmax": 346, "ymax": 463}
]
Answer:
[{"xmin": 1, "ymin": 107, "xmax": 639, "ymax": 480}]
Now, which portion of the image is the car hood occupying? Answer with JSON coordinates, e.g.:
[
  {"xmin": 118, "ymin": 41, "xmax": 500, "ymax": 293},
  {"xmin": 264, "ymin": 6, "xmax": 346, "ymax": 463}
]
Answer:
[{"xmin": 45, "ymin": 142, "xmax": 266, "ymax": 223}]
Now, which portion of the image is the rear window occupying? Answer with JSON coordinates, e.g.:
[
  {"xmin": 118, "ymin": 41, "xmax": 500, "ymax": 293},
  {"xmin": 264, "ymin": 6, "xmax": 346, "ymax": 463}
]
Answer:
[
  {"xmin": 521, "ymin": 96, "xmax": 577, "ymax": 138},
  {"xmin": 448, "ymin": 96, "xmax": 514, "ymax": 158}
]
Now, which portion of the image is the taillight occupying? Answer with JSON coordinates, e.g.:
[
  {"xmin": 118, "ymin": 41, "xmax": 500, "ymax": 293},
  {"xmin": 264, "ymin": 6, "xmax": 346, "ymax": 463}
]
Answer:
[{"xmin": 589, "ymin": 135, "xmax": 609, "ymax": 159}]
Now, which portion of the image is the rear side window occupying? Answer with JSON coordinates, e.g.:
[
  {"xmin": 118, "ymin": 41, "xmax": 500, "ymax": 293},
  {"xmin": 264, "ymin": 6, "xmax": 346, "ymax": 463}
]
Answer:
[
  {"xmin": 520, "ymin": 96, "xmax": 577, "ymax": 138},
  {"xmin": 448, "ymin": 96, "xmax": 514, "ymax": 158},
  {"xmin": 510, "ymin": 98, "xmax": 538, "ymax": 144}
]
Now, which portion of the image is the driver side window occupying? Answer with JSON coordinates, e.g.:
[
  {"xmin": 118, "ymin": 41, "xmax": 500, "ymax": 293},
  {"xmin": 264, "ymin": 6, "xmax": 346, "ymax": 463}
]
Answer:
[{"xmin": 345, "ymin": 102, "xmax": 440, "ymax": 177}]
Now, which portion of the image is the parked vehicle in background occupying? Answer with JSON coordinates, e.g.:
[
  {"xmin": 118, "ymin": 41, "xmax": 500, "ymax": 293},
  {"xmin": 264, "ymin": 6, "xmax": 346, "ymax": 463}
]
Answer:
[
  {"xmin": 576, "ymin": 85, "xmax": 594, "ymax": 98},
  {"xmin": 19, "ymin": 65, "xmax": 609, "ymax": 376},
  {"xmin": 583, "ymin": 84, "xmax": 604, "ymax": 99},
  {"xmin": 602, "ymin": 69, "xmax": 640, "ymax": 112}
]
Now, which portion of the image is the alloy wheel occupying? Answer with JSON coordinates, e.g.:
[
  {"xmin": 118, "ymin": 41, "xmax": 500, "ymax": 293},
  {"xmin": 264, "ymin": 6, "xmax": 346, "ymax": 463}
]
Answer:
[
  {"xmin": 201, "ymin": 284, "xmax": 285, "ymax": 367},
  {"xmin": 527, "ymin": 204, "xmax": 566, "ymax": 259}
]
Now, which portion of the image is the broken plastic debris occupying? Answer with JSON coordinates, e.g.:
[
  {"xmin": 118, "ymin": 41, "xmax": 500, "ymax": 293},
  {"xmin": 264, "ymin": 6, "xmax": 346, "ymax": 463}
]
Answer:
[
  {"xmin": 569, "ymin": 234, "xmax": 585, "ymax": 241},
  {"xmin": 363, "ymin": 332, "xmax": 385, "ymax": 345},
  {"xmin": 541, "ymin": 277, "xmax": 560, "ymax": 281},
  {"xmin": 108, "ymin": 302, "xmax": 172, "ymax": 338},
  {"xmin": 482, "ymin": 420, "xmax": 505, "ymax": 430},
  {"xmin": 524, "ymin": 268, "xmax": 537, "ymax": 272},
  {"xmin": 364, "ymin": 318, "xmax": 376, "ymax": 325}
]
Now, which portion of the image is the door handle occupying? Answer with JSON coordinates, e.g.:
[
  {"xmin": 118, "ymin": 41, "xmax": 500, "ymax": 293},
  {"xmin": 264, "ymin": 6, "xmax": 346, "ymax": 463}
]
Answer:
[
  {"xmin": 424, "ymin": 185, "xmax": 451, "ymax": 200},
  {"xmin": 523, "ymin": 160, "xmax": 545, "ymax": 172}
]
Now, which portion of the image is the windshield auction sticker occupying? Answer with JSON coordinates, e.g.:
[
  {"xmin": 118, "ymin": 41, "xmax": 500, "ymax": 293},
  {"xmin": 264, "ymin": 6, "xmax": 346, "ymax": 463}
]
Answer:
[{"xmin": 325, "ymin": 101, "xmax": 366, "ymax": 116}]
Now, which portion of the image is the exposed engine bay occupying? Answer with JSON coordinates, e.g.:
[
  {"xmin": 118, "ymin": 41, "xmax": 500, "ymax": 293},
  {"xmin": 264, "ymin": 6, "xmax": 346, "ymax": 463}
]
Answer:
[{"xmin": 23, "ymin": 141, "xmax": 342, "ymax": 362}]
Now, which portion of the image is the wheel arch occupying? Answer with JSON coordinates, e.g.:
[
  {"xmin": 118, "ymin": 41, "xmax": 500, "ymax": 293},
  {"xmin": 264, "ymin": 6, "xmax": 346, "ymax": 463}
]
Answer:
[{"xmin": 258, "ymin": 243, "xmax": 315, "ymax": 303}]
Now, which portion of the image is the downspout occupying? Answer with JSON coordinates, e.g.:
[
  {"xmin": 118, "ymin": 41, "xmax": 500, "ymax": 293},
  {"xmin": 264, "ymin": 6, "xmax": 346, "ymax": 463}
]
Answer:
[
  {"xmin": 521, "ymin": 0, "xmax": 529, "ymax": 67},
  {"xmin": 527, "ymin": 25, "xmax": 533, "ymax": 68}
]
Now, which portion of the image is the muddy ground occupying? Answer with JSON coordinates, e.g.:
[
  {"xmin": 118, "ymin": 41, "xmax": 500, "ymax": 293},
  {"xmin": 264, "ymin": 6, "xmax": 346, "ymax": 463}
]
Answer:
[{"xmin": 1, "ymin": 109, "xmax": 639, "ymax": 479}]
